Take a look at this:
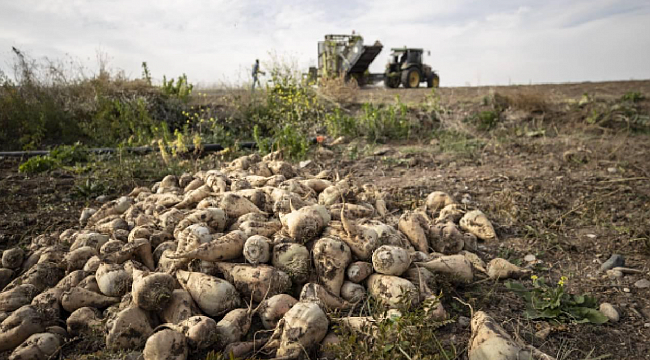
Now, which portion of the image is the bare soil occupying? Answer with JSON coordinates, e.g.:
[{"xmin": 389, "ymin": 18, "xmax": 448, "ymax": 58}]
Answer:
[
  {"xmin": 338, "ymin": 132, "xmax": 650, "ymax": 359},
  {"xmin": 357, "ymin": 79, "xmax": 650, "ymax": 104},
  {"xmin": 1, "ymin": 80, "xmax": 649, "ymax": 360}
]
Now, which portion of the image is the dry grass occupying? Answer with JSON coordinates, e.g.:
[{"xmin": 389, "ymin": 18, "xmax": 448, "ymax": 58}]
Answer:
[
  {"xmin": 506, "ymin": 91, "xmax": 550, "ymax": 113},
  {"xmin": 485, "ymin": 89, "xmax": 549, "ymax": 113},
  {"xmin": 317, "ymin": 75, "xmax": 359, "ymax": 105}
]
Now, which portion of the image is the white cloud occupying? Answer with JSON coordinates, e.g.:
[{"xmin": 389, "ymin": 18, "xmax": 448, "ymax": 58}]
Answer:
[{"xmin": 1, "ymin": 0, "xmax": 649, "ymax": 86}]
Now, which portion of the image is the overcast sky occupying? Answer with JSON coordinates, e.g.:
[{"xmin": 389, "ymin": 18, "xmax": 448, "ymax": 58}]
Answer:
[{"xmin": 1, "ymin": 0, "xmax": 649, "ymax": 87}]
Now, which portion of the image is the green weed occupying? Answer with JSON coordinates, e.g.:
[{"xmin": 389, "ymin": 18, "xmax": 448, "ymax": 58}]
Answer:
[
  {"xmin": 468, "ymin": 110, "xmax": 500, "ymax": 131},
  {"xmin": 434, "ymin": 130, "xmax": 484, "ymax": 155},
  {"xmin": 254, "ymin": 123, "xmax": 310, "ymax": 160},
  {"xmin": 74, "ymin": 177, "xmax": 109, "ymax": 199},
  {"xmin": 583, "ymin": 101, "xmax": 650, "ymax": 132},
  {"xmin": 323, "ymin": 108, "xmax": 358, "ymax": 138},
  {"xmin": 358, "ymin": 102, "xmax": 412, "ymax": 142},
  {"xmin": 18, "ymin": 156, "xmax": 59, "ymax": 174},
  {"xmin": 49, "ymin": 142, "xmax": 89, "ymax": 164},
  {"xmin": 621, "ymin": 91, "xmax": 645, "ymax": 103},
  {"xmin": 19, "ymin": 143, "xmax": 89, "ymax": 173},
  {"xmin": 162, "ymin": 73, "xmax": 193, "ymax": 101},
  {"xmin": 505, "ymin": 276, "xmax": 608, "ymax": 324}
]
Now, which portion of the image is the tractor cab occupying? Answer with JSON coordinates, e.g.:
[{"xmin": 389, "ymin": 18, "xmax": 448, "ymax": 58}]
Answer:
[{"xmin": 385, "ymin": 48, "xmax": 439, "ymax": 88}]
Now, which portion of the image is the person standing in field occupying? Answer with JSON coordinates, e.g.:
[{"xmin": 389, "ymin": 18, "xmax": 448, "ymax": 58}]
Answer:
[{"xmin": 252, "ymin": 59, "xmax": 265, "ymax": 91}]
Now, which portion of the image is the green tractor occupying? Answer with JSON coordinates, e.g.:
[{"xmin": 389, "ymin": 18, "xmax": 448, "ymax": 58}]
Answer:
[{"xmin": 384, "ymin": 48, "xmax": 439, "ymax": 88}]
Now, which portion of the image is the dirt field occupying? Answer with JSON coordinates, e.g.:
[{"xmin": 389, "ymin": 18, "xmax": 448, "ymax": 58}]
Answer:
[
  {"xmin": 358, "ymin": 80, "xmax": 650, "ymax": 104},
  {"xmin": 1, "ymin": 80, "xmax": 649, "ymax": 359}
]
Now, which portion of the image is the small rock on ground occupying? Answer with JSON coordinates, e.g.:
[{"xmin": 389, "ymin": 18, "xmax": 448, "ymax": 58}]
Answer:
[
  {"xmin": 457, "ymin": 316, "xmax": 470, "ymax": 328},
  {"xmin": 600, "ymin": 254, "xmax": 625, "ymax": 272},
  {"xmin": 524, "ymin": 254, "xmax": 536, "ymax": 262},
  {"xmin": 634, "ymin": 279, "xmax": 650, "ymax": 289},
  {"xmin": 373, "ymin": 147, "xmax": 391, "ymax": 156}
]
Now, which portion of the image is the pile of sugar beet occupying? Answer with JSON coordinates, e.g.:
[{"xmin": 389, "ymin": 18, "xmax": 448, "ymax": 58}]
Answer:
[{"xmin": 0, "ymin": 151, "xmax": 556, "ymax": 360}]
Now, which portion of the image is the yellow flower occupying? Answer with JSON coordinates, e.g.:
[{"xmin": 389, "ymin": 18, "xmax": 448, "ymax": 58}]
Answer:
[
  {"xmin": 558, "ymin": 276, "xmax": 568, "ymax": 286},
  {"xmin": 531, "ymin": 275, "xmax": 538, "ymax": 281}
]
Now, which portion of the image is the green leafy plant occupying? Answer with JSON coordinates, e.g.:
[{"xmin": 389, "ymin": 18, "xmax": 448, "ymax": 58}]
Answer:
[
  {"xmin": 324, "ymin": 108, "xmax": 358, "ymax": 138},
  {"xmin": 253, "ymin": 124, "xmax": 272, "ymax": 155},
  {"xmin": 253, "ymin": 123, "xmax": 310, "ymax": 160},
  {"xmin": 18, "ymin": 155, "xmax": 59, "ymax": 174},
  {"xmin": 19, "ymin": 143, "xmax": 89, "ymax": 173},
  {"xmin": 162, "ymin": 73, "xmax": 193, "ymax": 102},
  {"xmin": 621, "ymin": 91, "xmax": 645, "ymax": 103},
  {"xmin": 271, "ymin": 124, "xmax": 310, "ymax": 160},
  {"xmin": 50, "ymin": 142, "xmax": 89, "ymax": 164},
  {"xmin": 582, "ymin": 101, "xmax": 649, "ymax": 132},
  {"xmin": 469, "ymin": 110, "xmax": 500, "ymax": 131},
  {"xmin": 358, "ymin": 101, "xmax": 412, "ymax": 142},
  {"xmin": 505, "ymin": 276, "xmax": 608, "ymax": 324},
  {"xmin": 74, "ymin": 177, "xmax": 108, "ymax": 198}
]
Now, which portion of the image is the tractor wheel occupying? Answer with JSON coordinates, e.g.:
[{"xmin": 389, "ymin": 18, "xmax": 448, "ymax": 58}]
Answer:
[
  {"xmin": 427, "ymin": 73, "xmax": 440, "ymax": 88},
  {"xmin": 431, "ymin": 74, "xmax": 440, "ymax": 88},
  {"xmin": 384, "ymin": 75, "xmax": 400, "ymax": 88},
  {"xmin": 402, "ymin": 68, "xmax": 421, "ymax": 88}
]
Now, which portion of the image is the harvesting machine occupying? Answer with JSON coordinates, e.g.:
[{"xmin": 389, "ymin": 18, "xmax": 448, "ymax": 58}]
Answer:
[{"xmin": 308, "ymin": 33, "xmax": 439, "ymax": 88}]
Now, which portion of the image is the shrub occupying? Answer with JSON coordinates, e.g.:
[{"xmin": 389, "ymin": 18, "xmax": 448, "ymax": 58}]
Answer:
[
  {"xmin": 468, "ymin": 110, "xmax": 500, "ymax": 131},
  {"xmin": 19, "ymin": 143, "xmax": 89, "ymax": 174},
  {"xmin": 358, "ymin": 102, "xmax": 412, "ymax": 142},
  {"xmin": 49, "ymin": 142, "xmax": 89, "ymax": 164},
  {"xmin": 162, "ymin": 74, "xmax": 193, "ymax": 102},
  {"xmin": 324, "ymin": 108, "xmax": 358, "ymax": 138},
  {"xmin": 240, "ymin": 55, "xmax": 323, "ymax": 158},
  {"xmin": 89, "ymin": 96, "xmax": 159, "ymax": 146},
  {"xmin": 18, "ymin": 156, "xmax": 59, "ymax": 174},
  {"xmin": 0, "ymin": 48, "xmax": 192, "ymax": 151},
  {"xmin": 254, "ymin": 124, "xmax": 310, "ymax": 160}
]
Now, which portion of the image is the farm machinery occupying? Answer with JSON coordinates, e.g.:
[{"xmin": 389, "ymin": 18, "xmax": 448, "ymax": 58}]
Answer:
[
  {"xmin": 384, "ymin": 48, "xmax": 440, "ymax": 88},
  {"xmin": 307, "ymin": 33, "xmax": 439, "ymax": 88}
]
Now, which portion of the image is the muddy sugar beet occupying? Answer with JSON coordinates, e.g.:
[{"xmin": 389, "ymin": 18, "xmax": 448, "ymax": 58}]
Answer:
[{"xmin": 0, "ymin": 151, "xmax": 505, "ymax": 359}]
